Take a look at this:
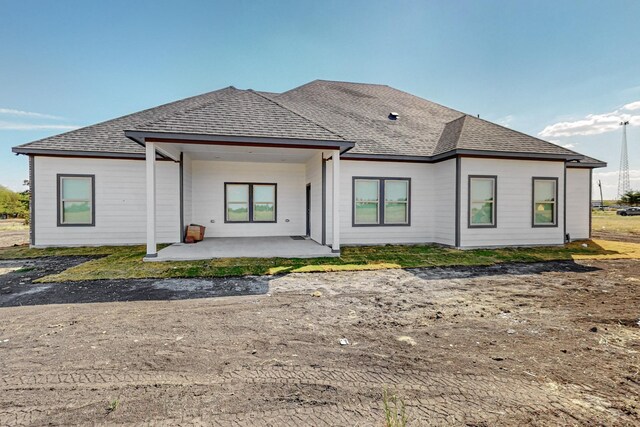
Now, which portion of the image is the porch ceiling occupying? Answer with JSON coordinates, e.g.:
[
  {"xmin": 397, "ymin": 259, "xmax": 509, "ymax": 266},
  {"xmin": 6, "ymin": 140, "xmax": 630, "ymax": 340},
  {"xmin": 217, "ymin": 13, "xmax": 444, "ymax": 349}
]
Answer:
[{"xmin": 156, "ymin": 141, "xmax": 325, "ymax": 163}]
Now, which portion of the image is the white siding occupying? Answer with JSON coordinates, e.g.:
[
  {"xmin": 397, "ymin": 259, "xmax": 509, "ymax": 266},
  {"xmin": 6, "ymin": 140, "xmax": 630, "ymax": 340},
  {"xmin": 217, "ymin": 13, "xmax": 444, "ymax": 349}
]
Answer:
[
  {"xmin": 432, "ymin": 159, "xmax": 456, "ymax": 246},
  {"xmin": 33, "ymin": 156, "xmax": 180, "ymax": 246},
  {"xmin": 305, "ymin": 153, "xmax": 323, "ymax": 243},
  {"xmin": 191, "ymin": 161, "xmax": 306, "ymax": 237},
  {"xmin": 459, "ymin": 157, "xmax": 565, "ymax": 247},
  {"xmin": 182, "ymin": 153, "xmax": 193, "ymax": 226},
  {"xmin": 327, "ymin": 160, "xmax": 439, "ymax": 245},
  {"xmin": 566, "ymin": 168, "xmax": 590, "ymax": 240}
]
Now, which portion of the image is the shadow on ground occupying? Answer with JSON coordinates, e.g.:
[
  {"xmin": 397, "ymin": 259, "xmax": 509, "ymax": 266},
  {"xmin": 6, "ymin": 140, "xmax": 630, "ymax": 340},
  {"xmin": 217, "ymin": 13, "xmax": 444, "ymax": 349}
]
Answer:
[{"xmin": 0, "ymin": 256, "xmax": 600, "ymax": 307}]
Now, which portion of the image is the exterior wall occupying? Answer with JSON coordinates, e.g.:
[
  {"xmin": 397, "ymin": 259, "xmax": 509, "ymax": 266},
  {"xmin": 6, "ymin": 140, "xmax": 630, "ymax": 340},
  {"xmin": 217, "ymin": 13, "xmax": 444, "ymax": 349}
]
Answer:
[
  {"xmin": 305, "ymin": 152, "xmax": 323, "ymax": 243},
  {"xmin": 566, "ymin": 168, "xmax": 591, "ymax": 240},
  {"xmin": 459, "ymin": 157, "xmax": 565, "ymax": 247},
  {"xmin": 326, "ymin": 159, "xmax": 443, "ymax": 245},
  {"xmin": 432, "ymin": 159, "xmax": 456, "ymax": 246},
  {"xmin": 33, "ymin": 156, "xmax": 180, "ymax": 246},
  {"xmin": 191, "ymin": 160, "xmax": 306, "ymax": 237},
  {"xmin": 182, "ymin": 153, "xmax": 193, "ymax": 226}
]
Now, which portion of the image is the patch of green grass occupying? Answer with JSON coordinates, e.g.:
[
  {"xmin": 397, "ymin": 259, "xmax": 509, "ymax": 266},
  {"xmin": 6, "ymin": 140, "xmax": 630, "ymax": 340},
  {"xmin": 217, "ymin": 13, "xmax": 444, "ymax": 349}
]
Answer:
[
  {"xmin": 107, "ymin": 398, "xmax": 119, "ymax": 413},
  {"xmin": 19, "ymin": 240, "xmax": 616, "ymax": 283}
]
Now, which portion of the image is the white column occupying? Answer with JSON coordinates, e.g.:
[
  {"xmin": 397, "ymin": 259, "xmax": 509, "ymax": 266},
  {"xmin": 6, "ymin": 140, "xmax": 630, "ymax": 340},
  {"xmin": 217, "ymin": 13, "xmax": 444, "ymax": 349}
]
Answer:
[
  {"xmin": 331, "ymin": 150, "xmax": 340, "ymax": 252},
  {"xmin": 145, "ymin": 141, "xmax": 157, "ymax": 257}
]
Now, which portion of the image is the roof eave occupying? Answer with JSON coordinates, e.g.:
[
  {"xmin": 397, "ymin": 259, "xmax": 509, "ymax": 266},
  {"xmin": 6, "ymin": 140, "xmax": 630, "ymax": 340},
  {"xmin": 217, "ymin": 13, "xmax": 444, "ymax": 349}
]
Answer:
[{"xmin": 124, "ymin": 130, "xmax": 355, "ymax": 153}]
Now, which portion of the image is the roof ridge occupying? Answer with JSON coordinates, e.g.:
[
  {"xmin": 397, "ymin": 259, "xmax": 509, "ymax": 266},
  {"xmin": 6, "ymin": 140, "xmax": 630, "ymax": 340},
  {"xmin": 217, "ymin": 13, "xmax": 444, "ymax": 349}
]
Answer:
[
  {"xmin": 14, "ymin": 86, "xmax": 238, "ymax": 149},
  {"xmin": 250, "ymin": 90, "xmax": 348, "ymax": 141}
]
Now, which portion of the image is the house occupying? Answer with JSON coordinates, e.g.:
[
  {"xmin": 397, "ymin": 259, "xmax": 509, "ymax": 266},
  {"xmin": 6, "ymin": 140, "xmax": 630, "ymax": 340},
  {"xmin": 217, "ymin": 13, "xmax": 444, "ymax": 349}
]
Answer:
[{"xmin": 12, "ymin": 80, "xmax": 605, "ymax": 259}]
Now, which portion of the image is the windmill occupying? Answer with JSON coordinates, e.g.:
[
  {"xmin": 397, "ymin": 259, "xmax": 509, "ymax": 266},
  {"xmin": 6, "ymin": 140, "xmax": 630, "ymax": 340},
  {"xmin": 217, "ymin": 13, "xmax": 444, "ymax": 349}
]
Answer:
[{"xmin": 617, "ymin": 121, "xmax": 631, "ymax": 200}]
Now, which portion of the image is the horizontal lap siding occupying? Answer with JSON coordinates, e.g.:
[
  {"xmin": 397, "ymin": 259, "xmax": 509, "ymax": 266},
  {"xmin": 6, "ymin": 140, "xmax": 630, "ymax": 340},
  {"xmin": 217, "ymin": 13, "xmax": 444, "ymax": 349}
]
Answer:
[
  {"xmin": 460, "ymin": 158, "xmax": 565, "ymax": 247},
  {"xmin": 191, "ymin": 161, "xmax": 306, "ymax": 237},
  {"xmin": 34, "ymin": 156, "xmax": 180, "ymax": 246},
  {"xmin": 432, "ymin": 159, "xmax": 456, "ymax": 246},
  {"xmin": 566, "ymin": 168, "xmax": 590, "ymax": 240},
  {"xmin": 335, "ymin": 160, "xmax": 434, "ymax": 245}
]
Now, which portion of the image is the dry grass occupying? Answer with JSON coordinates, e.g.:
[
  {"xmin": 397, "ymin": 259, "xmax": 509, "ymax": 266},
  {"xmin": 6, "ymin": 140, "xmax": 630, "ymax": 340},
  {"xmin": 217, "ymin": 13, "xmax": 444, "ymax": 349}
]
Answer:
[
  {"xmin": 592, "ymin": 211, "xmax": 640, "ymax": 235},
  {"xmin": 0, "ymin": 219, "xmax": 28, "ymax": 232}
]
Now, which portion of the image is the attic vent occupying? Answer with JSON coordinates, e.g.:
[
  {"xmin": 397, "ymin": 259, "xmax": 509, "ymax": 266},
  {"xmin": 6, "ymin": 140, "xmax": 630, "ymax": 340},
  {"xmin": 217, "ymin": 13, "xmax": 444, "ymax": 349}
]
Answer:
[{"xmin": 388, "ymin": 112, "xmax": 399, "ymax": 121}]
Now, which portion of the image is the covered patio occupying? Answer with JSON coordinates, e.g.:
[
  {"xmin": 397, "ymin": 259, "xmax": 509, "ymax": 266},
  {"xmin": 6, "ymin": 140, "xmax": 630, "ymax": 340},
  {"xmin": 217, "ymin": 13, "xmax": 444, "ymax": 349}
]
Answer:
[{"xmin": 151, "ymin": 236, "xmax": 338, "ymax": 261}]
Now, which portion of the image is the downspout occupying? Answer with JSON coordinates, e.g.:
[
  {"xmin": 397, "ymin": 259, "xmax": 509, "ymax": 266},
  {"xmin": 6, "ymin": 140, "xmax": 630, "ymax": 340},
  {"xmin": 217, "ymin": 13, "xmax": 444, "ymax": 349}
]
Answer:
[
  {"xmin": 454, "ymin": 156, "xmax": 461, "ymax": 248},
  {"xmin": 588, "ymin": 168, "xmax": 593, "ymax": 239},
  {"xmin": 179, "ymin": 152, "xmax": 184, "ymax": 243},
  {"xmin": 321, "ymin": 156, "xmax": 327, "ymax": 246},
  {"xmin": 29, "ymin": 155, "xmax": 35, "ymax": 246},
  {"xmin": 563, "ymin": 161, "xmax": 568, "ymax": 243}
]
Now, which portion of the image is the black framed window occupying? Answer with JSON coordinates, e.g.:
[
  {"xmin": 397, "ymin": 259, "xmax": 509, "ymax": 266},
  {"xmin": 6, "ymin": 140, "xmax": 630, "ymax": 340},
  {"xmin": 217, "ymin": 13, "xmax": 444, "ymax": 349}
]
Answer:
[
  {"xmin": 225, "ymin": 183, "xmax": 276, "ymax": 223},
  {"xmin": 532, "ymin": 177, "xmax": 558, "ymax": 227},
  {"xmin": 468, "ymin": 175, "xmax": 497, "ymax": 228},
  {"xmin": 353, "ymin": 177, "xmax": 410, "ymax": 226},
  {"xmin": 57, "ymin": 174, "xmax": 95, "ymax": 226}
]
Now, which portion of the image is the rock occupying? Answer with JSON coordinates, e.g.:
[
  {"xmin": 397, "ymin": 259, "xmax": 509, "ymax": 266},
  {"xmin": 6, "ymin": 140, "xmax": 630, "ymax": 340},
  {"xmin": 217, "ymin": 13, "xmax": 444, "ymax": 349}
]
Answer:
[
  {"xmin": 507, "ymin": 329, "xmax": 516, "ymax": 334},
  {"xmin": 339, "ymin": 338, "xmax": 349, "ymax": 346},
  {"xmin": 397, "ymin": 336, "xmax": 417, "ymax": 346},
  {"xmin": 589, "ymin": 326, "xmax": 598, "ymax": 333},
  {"xmin": 492, "ymin": 357, "xmax": 504, "ymax": 361},
  {"xmin": 312, "ymin": 290, "xmax": 322, "ymax": 298},
  {"xmin": 581, "ymin": 243, "xmax": 588, "ymax": 248},
  {"xmin": 251, "ymin": 349, "xmax": 257, "ymax": 354},
  {"xmin": 435, "ymin": 311, "xmax": 443, "ymax": 319}
]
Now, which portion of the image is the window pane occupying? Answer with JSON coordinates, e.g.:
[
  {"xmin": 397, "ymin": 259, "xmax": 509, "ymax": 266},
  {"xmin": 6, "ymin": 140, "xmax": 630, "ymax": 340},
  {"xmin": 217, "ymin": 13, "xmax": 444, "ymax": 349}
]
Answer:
[
  {"xmin": 62, "ymin": 178, "xmax": 91, "ymax": 200},
  {"xmin": 63, "ymin": 201, "xmax": 91, "ymax": 224},
  {"xmin": 253, "ymin": 203, "xmax": 274, "ymax": 221},
  {"xmin": 385, "ymin": 202, "xmax": 407, "ymax": 224},
  {"xmin": 471, "ymin": 178, "xmax": 494, "ymax": 202},
  {"xmin": 535, "ymin": 202, "xmax": 554, "ymax": 224},
  {"xmin": 253, "ymin": 185, "xmax": 275, "ymax": 203},
  {"xmin": 534, "ymin": 180, "xmax": 555, "ymax": 202},
  {"xmin": 471, "ymin": 202, "xmax": 493, "ymax": 225},
  {"xmin": 385, "ymin": 180, "xmax": 408, "ymax": 202},
  {"xmin": 227, "ymin": 203, "xmax": 248, "ymax": 221},
  {"xmin": 227, "ymin": 184, "xmax": 249, "ymax": 203},
  {"xmin": 355, "ymin": 202, "xmax": 378, "ymax": 224},
  {"xmin": 355, "ymin": 180, "xmax": 379, "ymax": 202}
]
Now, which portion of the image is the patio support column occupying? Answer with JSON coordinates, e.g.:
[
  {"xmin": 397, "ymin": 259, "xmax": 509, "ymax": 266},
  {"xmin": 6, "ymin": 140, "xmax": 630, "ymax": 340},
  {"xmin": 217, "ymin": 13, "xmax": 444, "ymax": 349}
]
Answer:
[
  {"xmin": 331, "ymin": 150, "xmax": 340, "ymax": 253},
  {"xmin": 145, "ymin": 141, "xmax": 157, "ymax": 258}
]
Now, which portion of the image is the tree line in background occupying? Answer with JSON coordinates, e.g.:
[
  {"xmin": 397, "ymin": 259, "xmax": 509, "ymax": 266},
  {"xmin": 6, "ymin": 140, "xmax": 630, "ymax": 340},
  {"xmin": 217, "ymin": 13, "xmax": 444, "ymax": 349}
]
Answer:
[
  {"xmin": 620, "ymin": 190, "xmax": 640, "ymax": 206},
  {"xmin": 0, "ymin": 185, "xmax": 29, "ymax": 219}
]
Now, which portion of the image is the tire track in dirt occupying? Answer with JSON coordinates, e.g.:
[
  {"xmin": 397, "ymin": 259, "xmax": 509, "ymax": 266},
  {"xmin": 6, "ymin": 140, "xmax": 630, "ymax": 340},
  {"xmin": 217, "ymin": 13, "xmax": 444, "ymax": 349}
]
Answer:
[{"xmin": 0, "ymin": 365, "xmax": 620, "ymax": 426}]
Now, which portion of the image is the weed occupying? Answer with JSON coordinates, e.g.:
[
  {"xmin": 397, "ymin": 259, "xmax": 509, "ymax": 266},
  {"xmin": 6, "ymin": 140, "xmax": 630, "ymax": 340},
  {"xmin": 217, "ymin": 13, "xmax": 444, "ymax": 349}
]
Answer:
[
  {"xmin": 107, "ymin": 398, "xmax": 119, "ymax": 413},
  {"xmin": 383, "ymin": 388, "xmax": 407, "ymax": 427}
]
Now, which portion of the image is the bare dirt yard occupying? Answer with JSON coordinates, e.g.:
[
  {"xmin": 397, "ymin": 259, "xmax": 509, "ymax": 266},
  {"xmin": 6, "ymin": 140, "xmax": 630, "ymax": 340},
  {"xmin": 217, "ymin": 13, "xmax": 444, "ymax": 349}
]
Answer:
[
  {"xmin": 0, "ymin": 219, "xmax": 29, "ymax": 248},
  {"xmin": 1, "ymin": 258, "xmax": 639, "ymax": 425}
]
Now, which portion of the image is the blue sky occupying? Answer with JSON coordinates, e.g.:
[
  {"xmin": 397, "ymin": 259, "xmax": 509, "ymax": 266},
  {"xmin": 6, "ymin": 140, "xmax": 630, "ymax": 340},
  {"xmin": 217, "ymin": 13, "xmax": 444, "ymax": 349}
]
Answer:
[{"xmin": 1, "ymin": 0, "xmax": 639, "ymax": 198}]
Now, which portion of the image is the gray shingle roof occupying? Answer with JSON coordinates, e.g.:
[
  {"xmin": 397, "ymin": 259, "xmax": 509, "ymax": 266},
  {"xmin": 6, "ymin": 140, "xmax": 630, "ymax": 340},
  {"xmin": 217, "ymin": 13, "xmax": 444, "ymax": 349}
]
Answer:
[
  {"xmin": 12, "ymin": 79, "xmax": 605, "ymax": 166},
  {"xmin": 131, "ymin": 88, "xmax": 345, "ymax": 141}
]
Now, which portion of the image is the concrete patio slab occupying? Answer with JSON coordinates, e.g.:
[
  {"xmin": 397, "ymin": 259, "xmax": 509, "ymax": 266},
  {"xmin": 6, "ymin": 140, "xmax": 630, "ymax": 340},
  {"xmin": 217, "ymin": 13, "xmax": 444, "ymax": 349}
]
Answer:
[{"xmin": 151, "ymin": 236, "xmax": 338, "ymax": 261}]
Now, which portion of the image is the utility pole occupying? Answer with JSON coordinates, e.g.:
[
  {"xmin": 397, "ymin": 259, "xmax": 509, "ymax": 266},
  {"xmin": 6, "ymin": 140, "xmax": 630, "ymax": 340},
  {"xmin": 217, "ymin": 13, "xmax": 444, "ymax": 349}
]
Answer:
[
  {"xmin": 598, "ymin": 180, "xmax": 604, "ymax": 210},
  {"xmin": 617, "ymin": 121, "xmax": 631, "ymax": 200}
]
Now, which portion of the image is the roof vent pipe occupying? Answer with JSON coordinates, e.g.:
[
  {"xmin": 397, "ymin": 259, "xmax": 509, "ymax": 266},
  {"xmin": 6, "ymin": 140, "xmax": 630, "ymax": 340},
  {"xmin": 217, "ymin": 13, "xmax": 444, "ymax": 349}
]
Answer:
[{"xmin": 388, "ymin": 112, "xmax": 399, "ymax": 120}]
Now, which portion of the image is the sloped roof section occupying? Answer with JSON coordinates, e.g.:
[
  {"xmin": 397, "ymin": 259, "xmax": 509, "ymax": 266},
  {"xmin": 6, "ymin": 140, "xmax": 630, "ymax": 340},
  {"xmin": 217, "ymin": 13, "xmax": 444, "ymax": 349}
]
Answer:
[
  {"xmin": 439, "ymin": 114, "xmax": 582, "ymax": 156},
  {"xmin": 274, "ymin": 80, "xmax": 464, "ymax": 156},
  {"xmin": 12, "ymin": 87, "xmax": 243, "ymax": 156},
  {"xmin": 12, "ymin": 79, "xmax": 605, "ymax": 167},
  {"xmin": 130, "ymin": 88, "xmax": 345, "ymax": 142}
]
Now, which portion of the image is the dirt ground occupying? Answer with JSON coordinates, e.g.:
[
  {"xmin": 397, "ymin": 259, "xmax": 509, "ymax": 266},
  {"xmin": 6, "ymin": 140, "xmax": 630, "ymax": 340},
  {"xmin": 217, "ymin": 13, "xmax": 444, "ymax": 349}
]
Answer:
[
  {"xmin": 0, "ymin": 219, "xmax": 29, "ymax": 248},
  {"xmin": 1, "ymin": 258, "xmax": 639, "ymax": 426}
]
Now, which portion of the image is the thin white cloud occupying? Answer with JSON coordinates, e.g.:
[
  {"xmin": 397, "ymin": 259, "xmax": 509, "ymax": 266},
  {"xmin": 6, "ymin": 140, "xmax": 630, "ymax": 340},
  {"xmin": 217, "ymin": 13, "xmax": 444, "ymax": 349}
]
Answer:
[
  {"xmin": 623, "ymin": 101, "xmax": 640, "ymax": 111},
  {"xmin": 562, "ymin": 143, "xmax": 576, "ymax": 149},
  {"xmin": 539, "ymin": 101, "xmax": 640, "ymax": 138},
  {"xmin": 0, "ymin": 108, "xmax": 64, "ymax": 120},
  {"xmin": 497, "ymin": 114, "xmax": 514, "ymax": 128},
  {"xmin": 0, "ymin": 121, "xmax": 79, "ymax": 131}
]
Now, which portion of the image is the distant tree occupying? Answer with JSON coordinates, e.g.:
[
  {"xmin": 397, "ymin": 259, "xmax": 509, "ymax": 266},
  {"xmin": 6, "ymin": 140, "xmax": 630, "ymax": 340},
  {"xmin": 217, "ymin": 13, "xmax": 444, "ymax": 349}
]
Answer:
[
  {"xmin": 620, "ymin": 190, "xmax": 640, "ymax": 206},
  {"xmin": 0, "ymin": 185, "xmax": 28, "ymax": 218}
]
